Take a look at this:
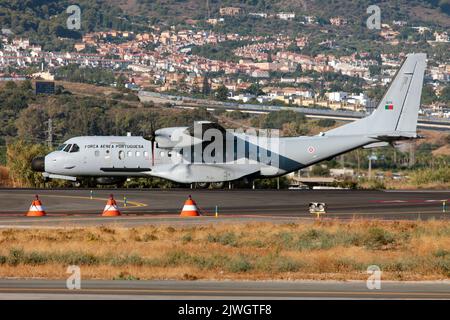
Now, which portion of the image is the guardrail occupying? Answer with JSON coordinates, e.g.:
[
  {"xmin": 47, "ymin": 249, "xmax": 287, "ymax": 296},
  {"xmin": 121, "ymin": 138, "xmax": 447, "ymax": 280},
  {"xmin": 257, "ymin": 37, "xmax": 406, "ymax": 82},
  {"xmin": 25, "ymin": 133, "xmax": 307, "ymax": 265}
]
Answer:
[{"xmin": 138, "ymin": 90, "xmax": 450, "ymax": 126}]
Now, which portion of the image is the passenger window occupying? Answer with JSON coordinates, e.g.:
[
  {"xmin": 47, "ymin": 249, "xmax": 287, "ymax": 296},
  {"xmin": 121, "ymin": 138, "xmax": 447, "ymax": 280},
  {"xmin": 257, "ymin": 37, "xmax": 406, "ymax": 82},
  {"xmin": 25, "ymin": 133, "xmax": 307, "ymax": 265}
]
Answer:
[
  {"xmin": 127, "ymin": 151, "xmax": 133, "ymax": 157},
  {"xmin": 63, "ymin": 144, "xmax": 72, "ymax": 152},
  {"xmin": 167, "ymin": 151, "xmax": 172, "ymax": 158},
  {"xmin": 136, "ymin": 151, "xmax": 141, "ymax": 157},
  {"xmin": 144, "ymin": 151, "xmax": 149, "ymax": 159},
  {"xmin": 95, "ymin": 150, "xmax": 100, "ymax": 157},
  {"xmin": 119, "ymin": 150, "xmax": 125, "ymax": 160},
  {"xmin": 70, "ymin": 144, "xmax": 80, "ymax": 153},
  {"xmin": 160, "ymin": 151, "xmax": 165, "ymax": 157}
]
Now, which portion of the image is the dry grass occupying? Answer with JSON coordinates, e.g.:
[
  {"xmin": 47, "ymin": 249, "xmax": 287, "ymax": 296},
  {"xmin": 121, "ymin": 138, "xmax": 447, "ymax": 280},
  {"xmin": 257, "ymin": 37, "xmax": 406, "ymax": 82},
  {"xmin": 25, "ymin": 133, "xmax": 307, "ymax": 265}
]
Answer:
[{"xmin": 0, "ymin": 221, "xmax": 449, "ymax": 281}]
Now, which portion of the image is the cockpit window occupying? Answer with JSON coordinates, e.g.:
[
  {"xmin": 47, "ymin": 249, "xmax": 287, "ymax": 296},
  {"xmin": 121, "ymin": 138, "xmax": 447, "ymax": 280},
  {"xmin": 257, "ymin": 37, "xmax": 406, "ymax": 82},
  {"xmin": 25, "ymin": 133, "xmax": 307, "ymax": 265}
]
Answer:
[
  {"xmin": 63, "ymin": 144, "xmax": 72, "ymax": 152},
  {"xmin": 56, "ymin": 144, "xmax": 67, "ymax": 151},
  {"xmin": 70, "ymin": 144, "xmax": 80, "ymax": 153}
]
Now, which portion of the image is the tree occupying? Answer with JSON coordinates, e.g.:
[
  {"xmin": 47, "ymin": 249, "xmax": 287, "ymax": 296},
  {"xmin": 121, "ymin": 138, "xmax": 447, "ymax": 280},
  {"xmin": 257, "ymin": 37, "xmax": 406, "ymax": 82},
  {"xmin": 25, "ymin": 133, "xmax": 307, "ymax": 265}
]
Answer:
[
  {"xmin": 215, "ymin": 85, "xmax": 229, "ymax": 101},
  {"xmin": 439, "ymin": 86, "xmax": 450, "ymax": 103},
  {"xmin": 245, "ymin": 83, "xmax": 264, "ymax": 96},
  {"xmin": 369, "ymin": 65, "xmax": 382, "ymax": 77},
  {"xmin": 19, "ymin": 80, "xmax": 33, "ymax": 91},
  {"xmin": 422, "ymin": 86, "xmax": 437, "ymax": 105},
  {"xmin": 116, "ymin": 74, "xmax": 128, "ymax": 88},
  {"xmin": 311, "ymin": 165, "xmax": 330, "ymax": 177},
  {"xmin": 4, "ymin": 81, "xmax": 17, "ymax": 90},
  {"xmin": 6, "ymin": 140, "xmax": 49, "ymax": 187},
  {"xmin": 201, "ymin": 75, "xmax": 211, "ymax": 96}
]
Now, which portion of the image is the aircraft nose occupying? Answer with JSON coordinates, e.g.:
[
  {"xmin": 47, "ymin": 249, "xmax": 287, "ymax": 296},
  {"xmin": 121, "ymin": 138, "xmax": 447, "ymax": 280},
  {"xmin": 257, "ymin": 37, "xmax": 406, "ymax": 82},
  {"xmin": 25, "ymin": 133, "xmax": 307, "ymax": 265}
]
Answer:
[{"xmin": 31, "ymin": 156, "xmax": 45, "ymax": 172}]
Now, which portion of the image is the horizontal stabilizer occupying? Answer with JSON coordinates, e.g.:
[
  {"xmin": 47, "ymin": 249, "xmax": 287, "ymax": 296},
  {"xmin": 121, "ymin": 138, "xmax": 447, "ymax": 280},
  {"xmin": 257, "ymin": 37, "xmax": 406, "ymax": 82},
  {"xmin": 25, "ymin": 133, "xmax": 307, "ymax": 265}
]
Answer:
[{"xmin": 363, "ymin": 142, "xmax": 390, "ymax": 149}]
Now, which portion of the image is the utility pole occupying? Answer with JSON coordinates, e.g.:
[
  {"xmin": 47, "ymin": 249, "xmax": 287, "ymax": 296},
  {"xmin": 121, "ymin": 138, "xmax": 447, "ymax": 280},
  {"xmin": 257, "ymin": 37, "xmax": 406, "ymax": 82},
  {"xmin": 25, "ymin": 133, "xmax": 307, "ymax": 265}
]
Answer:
[
  {"xmin": 46, "ymin": 118, "xmax": 53, "ymax": 148},
  {"xmin": 409, "ymin": 141, "xmax": 415, "ymax": 168},
  {"xmin": 356, "ymin": 149, "xmax": 361, "ymax": 176},
  {"xmin": 393, "ymin": 147, "xmax": 397, "ymax": 167},
  {"xmin": 368, "ymin": 154, "xmax": 377, "ymax": 180},
  {"xmin": 206, "ymin": 0, "xmax": 211, "ymax": 19}
]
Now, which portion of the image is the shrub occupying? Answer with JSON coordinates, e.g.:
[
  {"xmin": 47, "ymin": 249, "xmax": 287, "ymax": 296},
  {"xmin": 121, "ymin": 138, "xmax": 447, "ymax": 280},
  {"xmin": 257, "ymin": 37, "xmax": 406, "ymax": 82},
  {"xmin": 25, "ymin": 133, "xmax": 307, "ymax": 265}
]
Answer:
[
  {"xmin": 7, "ymin": 248, "xmax": 25, "ymax": 266},
  {"xmin": 24, "ymin": 252, "xmax": 48, "ymax": 265},
  {"xmin": 295, "ymin": 229, "xmax": 334, "ymax": 250},
  {"xmin": 109, "ymin": 254, "xmax": 144, "ymax": 266},
  {"xmin": 317, "ymin": 119, "xmax": 336, "ymax": 127},
  {"xmin": 113, "ymin": 271, "xmax": 140, "ymax": 280},
  {"xmin": 276, "ymin": 231, "xmax": 294, "ymax": 248},
  {"xmin": 363, "ymin": 227, "xmax": 395, "ymax": 249},
  {"xmin": 275, "ymin": 257, "xmax": 301, "ymax": 272},
  {"xmin": 434, "ymin": 249, "xmax": 449, "ymax": 258},
  {"xmin": 207, "ymin": 232, "xmax": 238, "ymax": 247},
  {"xmin": 410, "ymin": 167, "xmax": 450, "ymax": 185},
  {"xmin": 191, "ymin": 254, "xmax": 225, "ymax": 270},
  {"xmin": 165, "ymin": 251, "xmax": 192, "ymax": 266},
  {"xmin": 437, "ymin": 257, "xmax": 450, "ymax": 277},
  {"xmin": 54, "ymin": 251, "xmax": 100, "ymax": 265},
  {"xmin": 142, "ymin": 233, "xmax": 158, "ymax": 241},
  {"xmin": 181, "ymin": 233, "xmax": 193, "ymax": 243},
  {"xmin": 227, "ymin": 257, "xmax": 252, "ymax": 273}
]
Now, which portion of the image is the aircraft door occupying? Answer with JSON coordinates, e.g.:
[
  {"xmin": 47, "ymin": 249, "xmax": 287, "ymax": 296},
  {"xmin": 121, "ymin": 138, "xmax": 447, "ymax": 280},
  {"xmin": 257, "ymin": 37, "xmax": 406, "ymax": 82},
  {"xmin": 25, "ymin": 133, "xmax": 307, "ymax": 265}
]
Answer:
[{"xmin": 104, "ymin": 149, "xmax": 112, "ymax": 167}]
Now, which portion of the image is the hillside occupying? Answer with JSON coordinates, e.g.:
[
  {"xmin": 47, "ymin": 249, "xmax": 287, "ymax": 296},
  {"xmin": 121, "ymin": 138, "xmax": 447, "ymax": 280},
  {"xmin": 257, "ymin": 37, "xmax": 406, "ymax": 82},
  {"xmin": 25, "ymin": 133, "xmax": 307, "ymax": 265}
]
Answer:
[
  {"xmin": 1, "ymin": 0, "xmax": 449, "ymax": 41},
  {"xmin": 0, "ymin": 0, "xmax": 146, "ymax": 50},
  {"xmin": 110, "ymin": 0, "xmax": 450, "ymax": 27}
]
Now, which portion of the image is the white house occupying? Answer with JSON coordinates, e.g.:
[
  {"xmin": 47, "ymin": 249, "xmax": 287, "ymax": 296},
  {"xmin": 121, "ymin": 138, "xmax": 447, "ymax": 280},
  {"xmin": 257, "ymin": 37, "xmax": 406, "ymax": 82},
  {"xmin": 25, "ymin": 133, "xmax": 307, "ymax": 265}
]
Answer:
[
  {"xmin": 434, "ymin": 32, "xmax": 449, "ymax": 43},
  {"xmin": 229, "ymin": 93, "xmax": 256, "ymax": 103},
  {"xmin": 277, "ymin": 13, "xmax": 295, "ymax": 20},
  {"xmin": 328, "ymin": 92, "xmax": 348, "ymax": 102}
]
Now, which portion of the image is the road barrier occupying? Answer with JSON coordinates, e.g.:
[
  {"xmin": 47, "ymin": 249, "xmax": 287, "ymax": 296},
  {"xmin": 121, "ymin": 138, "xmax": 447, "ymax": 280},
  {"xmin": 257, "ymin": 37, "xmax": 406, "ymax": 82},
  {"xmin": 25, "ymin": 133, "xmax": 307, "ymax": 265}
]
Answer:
[
  {"xmin": 180, "ymin": 195, "xmax": 200, "ymax": 217},
  {"xmin": 102, "ymin": 194, "xmax": 121, "ymax": 217},
  {"xmin": 26, "ymin": 195, "xmax": 46, "ymax": 217}
]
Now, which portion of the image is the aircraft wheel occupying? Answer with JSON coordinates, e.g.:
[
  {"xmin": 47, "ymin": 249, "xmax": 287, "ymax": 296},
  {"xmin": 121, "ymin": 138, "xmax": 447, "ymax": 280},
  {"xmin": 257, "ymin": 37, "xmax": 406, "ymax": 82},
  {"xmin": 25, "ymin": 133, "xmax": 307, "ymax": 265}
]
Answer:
[
  {"xmin": 195, "ymin": 182, "xmax": 210, "ymax": 189},
  {"xmin": 72, "ymin": 181, "xmax": 82, "ymax": 188},
  {"xmin": 210, "ymin": 182, "xmax": 224, "ymax": 189}
]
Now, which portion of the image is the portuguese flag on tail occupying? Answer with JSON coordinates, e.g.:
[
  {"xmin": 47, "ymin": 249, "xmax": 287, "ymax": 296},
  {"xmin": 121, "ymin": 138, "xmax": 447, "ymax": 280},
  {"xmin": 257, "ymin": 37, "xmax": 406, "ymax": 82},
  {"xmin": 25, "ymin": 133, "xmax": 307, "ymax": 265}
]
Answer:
[{"xmin": 385, "ymin": 104, "xmax": 394, "ymax": 110}]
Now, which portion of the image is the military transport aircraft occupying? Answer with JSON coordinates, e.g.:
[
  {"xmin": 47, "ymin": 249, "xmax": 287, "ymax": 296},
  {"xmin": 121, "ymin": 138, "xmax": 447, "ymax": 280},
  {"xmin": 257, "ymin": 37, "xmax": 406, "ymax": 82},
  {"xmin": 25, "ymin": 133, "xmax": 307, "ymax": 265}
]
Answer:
[{"xmin": 32, "ymin": 53, "xmax": 427, "ymax": 188}]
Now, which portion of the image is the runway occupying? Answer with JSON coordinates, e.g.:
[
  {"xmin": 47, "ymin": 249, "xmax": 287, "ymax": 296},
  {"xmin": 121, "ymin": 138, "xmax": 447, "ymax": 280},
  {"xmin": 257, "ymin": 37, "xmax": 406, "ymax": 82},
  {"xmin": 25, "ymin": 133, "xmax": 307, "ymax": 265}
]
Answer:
[
  {"xmin": 0, "ymin": 189, "xmax": 448, "ymax": 227},
  {"xmin": 0, "ymin": 280, "xmax": 448, "ymax": 299}
]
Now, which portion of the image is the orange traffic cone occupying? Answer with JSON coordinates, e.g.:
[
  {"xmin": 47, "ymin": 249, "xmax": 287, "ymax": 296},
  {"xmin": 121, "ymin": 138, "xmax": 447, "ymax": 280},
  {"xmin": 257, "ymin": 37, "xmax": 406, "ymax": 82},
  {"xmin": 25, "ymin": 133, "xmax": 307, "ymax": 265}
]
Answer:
[
  {"xmin": 26, "ymin": 195, "xmax": 46, "ymax": 217},
  {"xmin": 102, "ymin": 194, "xmax": 121, "ymax": 217},
  {"xmin": 180, "ymin": 195, "xmax": 200, "ymax": 217}
]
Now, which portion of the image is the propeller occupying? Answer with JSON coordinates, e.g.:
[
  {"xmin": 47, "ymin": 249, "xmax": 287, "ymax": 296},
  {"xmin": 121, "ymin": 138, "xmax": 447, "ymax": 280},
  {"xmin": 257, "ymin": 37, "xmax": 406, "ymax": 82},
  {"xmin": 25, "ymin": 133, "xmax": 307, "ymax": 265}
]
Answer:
[{"xmin": 144, "ymin": 119, "xmax": 158, "ymax": 167}]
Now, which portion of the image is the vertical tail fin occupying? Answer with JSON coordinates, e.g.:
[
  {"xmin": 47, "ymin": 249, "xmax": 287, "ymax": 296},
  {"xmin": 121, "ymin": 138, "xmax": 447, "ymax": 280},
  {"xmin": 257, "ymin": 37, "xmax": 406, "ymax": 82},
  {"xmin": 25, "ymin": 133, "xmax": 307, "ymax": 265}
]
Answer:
[
  {"xmin": 368, "ymin": 53, "xmax": 427, "ymax": 135},
  {"xmin": 327, "ymin": 53, "xmax": 427, "ymax": 137}
]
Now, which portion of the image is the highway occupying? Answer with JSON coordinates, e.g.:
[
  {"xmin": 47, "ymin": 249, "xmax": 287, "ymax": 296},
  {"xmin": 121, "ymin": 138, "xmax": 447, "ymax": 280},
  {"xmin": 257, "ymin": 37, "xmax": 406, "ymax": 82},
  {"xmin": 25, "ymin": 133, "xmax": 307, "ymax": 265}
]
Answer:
[
  {"xmin": 0, "ymin": 189, "xmax": 448, "ymax": 227},
  {"xmin": 138, "ymin": 91, "xmax": 450, "ymax": 131},
  {"xmin": 0, "ymin": 280, "xmax": 448, "ymax": 299}
]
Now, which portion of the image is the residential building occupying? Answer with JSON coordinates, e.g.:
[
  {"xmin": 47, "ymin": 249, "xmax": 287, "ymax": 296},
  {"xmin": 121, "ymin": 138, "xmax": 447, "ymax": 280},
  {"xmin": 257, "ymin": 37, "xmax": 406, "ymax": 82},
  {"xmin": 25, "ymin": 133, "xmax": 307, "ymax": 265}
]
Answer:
[{"xmin": 220, "ymin": 7, "xmax": 242, "ymax": 16}]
